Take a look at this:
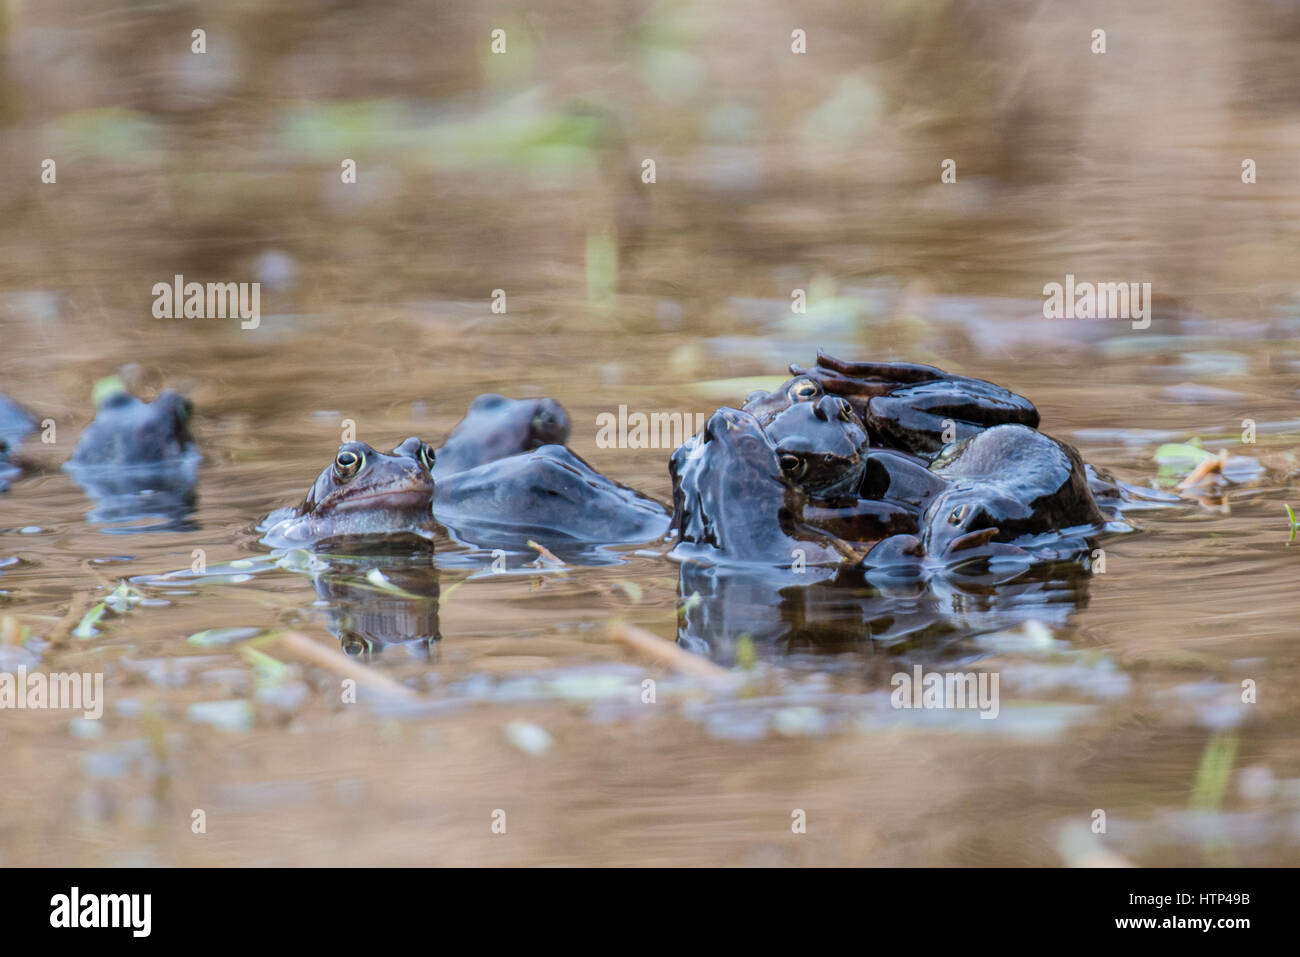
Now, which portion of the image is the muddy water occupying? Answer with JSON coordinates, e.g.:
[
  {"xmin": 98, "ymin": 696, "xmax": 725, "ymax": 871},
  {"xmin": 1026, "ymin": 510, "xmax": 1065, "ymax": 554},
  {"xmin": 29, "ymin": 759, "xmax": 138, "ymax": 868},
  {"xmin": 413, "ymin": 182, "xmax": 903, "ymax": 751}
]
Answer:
[
  {"xmin": 3, "ymin": 1, "xmax": 1300, "ymax": 865},
  {"xmin": 2, "ymin": 299, "xmax": 1297, "ymax": 866}
]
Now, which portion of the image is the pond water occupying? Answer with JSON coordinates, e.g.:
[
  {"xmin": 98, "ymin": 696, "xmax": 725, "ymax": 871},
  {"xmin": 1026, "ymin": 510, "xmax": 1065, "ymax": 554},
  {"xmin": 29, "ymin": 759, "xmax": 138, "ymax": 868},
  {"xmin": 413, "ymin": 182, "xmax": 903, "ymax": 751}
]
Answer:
[{"xmin": 1, "ymin": 0, "xmax": 1298, "ymax": 866}]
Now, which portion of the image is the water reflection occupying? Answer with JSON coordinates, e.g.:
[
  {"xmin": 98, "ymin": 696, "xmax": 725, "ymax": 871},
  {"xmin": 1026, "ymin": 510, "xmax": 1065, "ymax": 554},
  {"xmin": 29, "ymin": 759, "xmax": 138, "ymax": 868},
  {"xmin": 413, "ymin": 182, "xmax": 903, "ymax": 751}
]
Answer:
[
  {"xmin": 303, "ymin": 554, "xmax": 441, "ymax": 659},
  {"xmin": 676, "ymin": 558, "xmax": 1094, "ymax": 665},
  {"xmin": 64, "ymin": 458, "xmax": 200, "ymax": 532}
]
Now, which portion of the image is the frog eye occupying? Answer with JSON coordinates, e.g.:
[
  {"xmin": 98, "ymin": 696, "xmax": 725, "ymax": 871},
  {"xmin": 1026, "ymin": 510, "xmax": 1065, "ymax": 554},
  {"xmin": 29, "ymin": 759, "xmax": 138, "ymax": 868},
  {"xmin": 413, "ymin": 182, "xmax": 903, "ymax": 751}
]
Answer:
[
  {"xmin": 949, "ymin": 504, "xmax": 969, "ymax": 525},
  {"xmin": 790, "ymin": 380, "xmax": 819, "ymax": 400},
  {"xmin": 334, "ymin": 449, "xmax": 364, "ymax": 480},
  {"xmin": 835, "ymin": 400, "xmax": 852, "ymax": 422},
  {"xmin": 418, "ymin": 443, "xmax": 436, "ymax": 471},
  {"xmin": 779, "ymin": 453, "xmax": 806, "ymax": 478}
]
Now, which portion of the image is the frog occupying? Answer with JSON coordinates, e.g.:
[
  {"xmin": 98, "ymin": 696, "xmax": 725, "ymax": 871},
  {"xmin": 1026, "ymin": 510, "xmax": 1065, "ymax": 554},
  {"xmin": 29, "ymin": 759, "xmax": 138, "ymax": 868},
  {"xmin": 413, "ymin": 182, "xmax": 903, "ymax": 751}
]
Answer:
[
  {"xmin": 0, "ymin": 393, "xmax": 36, "ymax": 449},
  {"xmin": 760, "ymin": 394, "xmax": 869, "ymax": 499},
  {"xmin": 862, "ymin": 424, "xmax": 1107, "ymax": 572},
  {"xmin": 668, "ymin": 407, "xmax": 856, "ymax": 567},
  {"xmin": 433, "ymin": 393, "xmax": 570, "ymax": 476},
  {"xmin": 741, "ymin": 374, "xmax": 826, "ymax": 423},
  {"xmin": 785, "ymin": 351, "xmax": 1041, "ymax": 455},
  {"xmin": 259, "ymin": 436, "xmax": 438, "ymax": 550},
  {"xmin": 434, "ymin": 443, "xmax": 670, "ymax": 558},
  {"xmin": 63, "ymin": 387, "xmax": 202, "ymax": 529},
  {"xmin": 67, "ymin": 387, "xmax": 197, "ymax": 468},
  {"xmin": 747, "ymin": 387, "xmax": 948, "ymax": 547},
  {"xmin": 0, "ymin": 441, "xmax": 16, "ymax": 494}
]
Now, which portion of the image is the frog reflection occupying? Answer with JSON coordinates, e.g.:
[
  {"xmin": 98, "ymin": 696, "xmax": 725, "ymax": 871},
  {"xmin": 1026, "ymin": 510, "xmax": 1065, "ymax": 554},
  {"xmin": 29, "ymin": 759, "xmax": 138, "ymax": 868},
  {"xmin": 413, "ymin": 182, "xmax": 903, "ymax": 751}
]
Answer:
[
  {"xmin": 308, "ymin": 555, "xmax": 442, "ymax": 659},
  {"xmin": 676, "ymin": 556, "xmax": 1093, "ymax": 665},
  {"xmin": 0, "ymin": 394, "xmax": 36, "ymax": 493},
  {"xmin": 63, "ymin": 387, "xmax": 201, "ymax": 530}
]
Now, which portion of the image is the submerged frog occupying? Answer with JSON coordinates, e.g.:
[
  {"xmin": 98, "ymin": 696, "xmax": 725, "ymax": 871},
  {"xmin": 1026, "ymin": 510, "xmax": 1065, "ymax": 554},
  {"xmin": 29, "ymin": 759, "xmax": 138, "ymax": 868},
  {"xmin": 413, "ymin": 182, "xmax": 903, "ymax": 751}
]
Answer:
[
  {"xmin": 435, "ymin": 443, "xmax": 670, "ymax": 556},
  {"xmin": 260, "ymin": 436, "xmax": 438, "ymax": 549},
  {"xmin": 0, "ymin": 394, "xmax": 36, "ymax": 448},
  {"xmin": 786, "ymin": 351, "xmax": 1040, "ymax": 455},
  {"xmin": 433, "ymin": 394, "xmax": 570, "ymax": 476},
  {"xmin": 669, "ymin": 407, "xmax": 854, "ymax": 567},
  {"xmin": 64, "ymin": 388, "xmax": 201, "ymax": 528},
  {"xmin": 68, "ymin": 388, "xmax": 197, "ymax": 468},
  {"xmin": 863, "ymin": 424, "xmax": 1107, "ymax": 571}
]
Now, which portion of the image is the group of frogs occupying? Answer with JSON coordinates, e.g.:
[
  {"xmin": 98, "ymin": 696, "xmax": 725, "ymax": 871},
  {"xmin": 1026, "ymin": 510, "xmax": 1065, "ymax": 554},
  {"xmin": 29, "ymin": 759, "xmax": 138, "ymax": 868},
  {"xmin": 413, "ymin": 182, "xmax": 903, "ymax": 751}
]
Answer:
[
  {"xmin": 266, "ymin": 351, "xmax": 1130, "ymax": 576},
  {"xmin": 2, "ymin": 353, "xmax": 1132, "ymax": 578}
]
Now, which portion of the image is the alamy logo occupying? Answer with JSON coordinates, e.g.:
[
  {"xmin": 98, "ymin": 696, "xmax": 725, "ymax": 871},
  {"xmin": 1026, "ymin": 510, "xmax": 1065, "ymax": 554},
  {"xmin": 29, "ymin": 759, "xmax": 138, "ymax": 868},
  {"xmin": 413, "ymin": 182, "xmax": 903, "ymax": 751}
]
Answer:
[
  {"xmin": 152, "ymin": 274, "xmax": 260, "ymax": 329},
  {"xmin": 890, "ymin": 664, "xmax": 1000, "ymax": 719},
  {"xmin": 0, "ymin": 666, "xmax": 103, "ymax": 719},
  {"xmin": 49, "ymin": 887, "xmax": 151, "ymax": 937},
  {"xmin": 595, "ymin": 405, "xmax": 706, "ymax": 449},
  {"xmin": 1042, "ymin": 273, "xmax": 1151, "ymax": 329}
]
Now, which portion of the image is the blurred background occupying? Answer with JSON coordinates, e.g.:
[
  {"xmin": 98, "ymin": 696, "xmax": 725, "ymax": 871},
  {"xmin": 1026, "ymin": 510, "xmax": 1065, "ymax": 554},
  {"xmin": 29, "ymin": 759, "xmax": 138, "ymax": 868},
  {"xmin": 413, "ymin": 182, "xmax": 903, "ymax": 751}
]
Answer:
[
  {"xmin": 1, "ymin": 1, "xmax": 1299, "ymax": 867},
  {"xmin": 4, "ymin": 0, "xmax": 1300, "ymax": 320}
]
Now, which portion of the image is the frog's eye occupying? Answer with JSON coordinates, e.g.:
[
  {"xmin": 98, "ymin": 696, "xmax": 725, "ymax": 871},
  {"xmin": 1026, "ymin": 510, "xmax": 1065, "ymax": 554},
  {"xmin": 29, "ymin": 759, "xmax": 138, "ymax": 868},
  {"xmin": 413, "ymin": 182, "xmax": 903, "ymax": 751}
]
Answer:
[
  {"xmin": 790, "ymin": 380, "xmax": 819, "ymax": 400},
  {"xmin": 418, "ymin": 443, "xmax": 436, "ymax": 471},
  {"xmin": 835, "ymin": 400, "xmax": 853, "ymax": 422},
  {"xmin": 779, "ymin": 453, "xmax": 806, "ymax": 478},
  {"xmin": 949, "ymin": 504, "xmax": 969, "ymax": 525},
  {"xmin": 340, "ymin": 635, "xmax": 371, "ymax": 657},
  {"xmin": 334, "ymin": 449, "xmax": 363, "ymax": 480}
]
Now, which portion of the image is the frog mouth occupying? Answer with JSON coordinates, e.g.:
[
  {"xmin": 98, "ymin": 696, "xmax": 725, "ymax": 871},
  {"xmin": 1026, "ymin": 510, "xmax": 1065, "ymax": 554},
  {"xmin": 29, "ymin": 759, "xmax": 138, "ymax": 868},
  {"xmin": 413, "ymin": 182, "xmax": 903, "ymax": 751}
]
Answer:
[
  {"xmin": 329, "ymin": 484, "xmax": 434, "ymax": 513},
  {"xmin": 944, "ymin": 526, "xmax": 1001, "ymax": 553}
]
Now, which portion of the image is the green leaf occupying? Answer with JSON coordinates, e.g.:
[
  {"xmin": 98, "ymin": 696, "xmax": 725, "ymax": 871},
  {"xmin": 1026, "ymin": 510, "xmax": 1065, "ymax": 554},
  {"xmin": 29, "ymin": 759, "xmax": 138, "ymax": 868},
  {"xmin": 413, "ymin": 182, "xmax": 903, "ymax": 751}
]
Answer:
[
  {"xmin": 91, "ymin": 375, "xmax": 128, "ymax": 406},
  {"xmin": 187, "ymin": 627, "xmax": 265, "ymax": 649},
  {"xmin": 734, "ymin": 634, "xmax": 758, "ymax": 671},
  {"xmin": 238, "ymin": 645, "xmax": 292, "ymax": 685},
  {"xmin": 1154, "ymin": 442, "xmax": 1215, "ymax": 479},
  {"xmin": 613, "ymin": 580, "xmax": 644, "ymax": 603},
  {"xmin": 72, "ymin": 603, "xmax": 108, "ymax": 639},
  {"xmin": 362, "ymin": 567, "xmax": 425, "ymax": 598}
]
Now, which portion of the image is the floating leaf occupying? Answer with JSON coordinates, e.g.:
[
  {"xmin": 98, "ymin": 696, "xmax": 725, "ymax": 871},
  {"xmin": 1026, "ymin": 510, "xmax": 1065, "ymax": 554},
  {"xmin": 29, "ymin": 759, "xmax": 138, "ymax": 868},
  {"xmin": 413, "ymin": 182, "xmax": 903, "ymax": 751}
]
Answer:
[
  {"xmin": 363, "ymin": 568, "xmax": 425, "ymax": 599},
  {"xmin": 613, "ymin": 580, "xmax": 644, "ymax": 603},
  {"xmin": 238, "ymin": 645, "xmax": 292, "ymax": 688},
  {"xmin": 187, "ymin": 627, "xmax": 265, "ymax": 649},
  {"xmin": 185, "ymin": 699, "xmax": 255, "ymax": 733},
  {"xmin": 104, "ymin": 581, "xmax": 140, "ymax": 613},
  {"xmin": 505, "ymin": 720, "xmax": 553, "ymax": 756},
  {"xmin": 1154, "ymin": 442, "xmax": 1215, "ymax": 479},
  {"xmin": 72, "ymin": 603, "xmax": 107, "ymax": 639}
]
